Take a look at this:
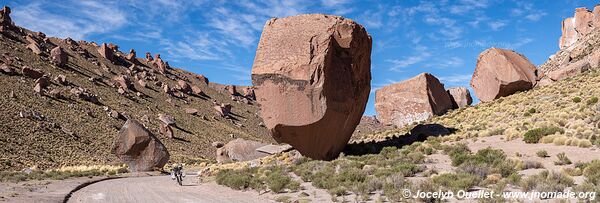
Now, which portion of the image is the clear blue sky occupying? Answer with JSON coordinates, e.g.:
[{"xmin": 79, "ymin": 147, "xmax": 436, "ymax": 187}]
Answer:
[{"xmin": 8, "ymin": 0, "xmax": 599, "ymax": 115}]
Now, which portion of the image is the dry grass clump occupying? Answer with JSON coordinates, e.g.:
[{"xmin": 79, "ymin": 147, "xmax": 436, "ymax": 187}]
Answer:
[{"xmin": 0, "ymin": 164, "xmax": 127, "ymax": 182}]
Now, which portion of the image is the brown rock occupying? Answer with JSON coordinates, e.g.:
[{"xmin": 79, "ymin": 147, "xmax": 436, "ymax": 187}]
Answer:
[
  {"xmin": 113, "ymin": 75, "xmax": 133, "ymax": 90},
  {"xmin": 547, "ymin": 60, "xmax": 590, "ymax": 81},
  {"xmin": 137, "ymin": 79, "xmax": 147, "ymax": 88},
  {"xmin": 470, "ymin": 48, "xmax": 538, "ymax": 102},
  {"xmin": 375, "ymin": 73, "xmax": 452, "ymax": 127},
  {"xmin": 54, "ymin": 74, "xmax": 67, "ymax": 85},
  {"xmin": 225, "ymin": 85, "xmax": 237, "ymax": 95},
  {"xmin": 50, "ymin": 47, "xmax": 68, "ymax": 66},
  {"xmin": 109, "ymin": 110, "xmax": 120, "ymax": 119},
  {"xmin": 26, "ymin": 43, "xmax": 42, "ymax": 55},
  {"xmin": 153, "ymin": 55, "xmax": 167, "ymax": 74},
  {"xmin": 158, "ymin": 114, "xmax": 175, "ymax": 125},
  {"xmin": 446, "ymin": 87, "xmax": 473, "ymax": 109},
  {"xmin": 0, "ymin": 64, "xmax": 14, "ymax": 74},
  {"xmin": 251, "ymin": 14, "xmax": 371, "ymax": 160},
  {"xmin": 191, "ymin": 86, "xmax": 203, "ymax": 95},
  {"xmin": 21, "ymin": 66, "xmax": 43, "ymax": 79},
  {"xmin": 177, "ymin": 80, "xmax": 191, "ymax": 94},
  {"xmin": 111, "ymin": 119, "xmax": 170, "ymax": 172},
  {"xmin": 33, "ymin": 77, "xmax": 49, "ymax": 93},
  {"xmin": 185, "ymin": 108, "xmax": 198, "ymax": 115},
  {"xmin": 126, "ymin": 49, "xmax": 136, "ymax": 63},
  {"xmin": 0, "ymin": 6, "xmax": 13, "ymax": 29},
  {"xmin": 242, "ymin": 87, "xmax": 255, "ymax": 100},
  {"xmin": 162, "ymin": 84, "xmax": 171, "ymax": 94},
  {"xmin": 214, "ymin": 103, "xmax": 231, "ymax": 117},
  {"xmin": 159, "ymin": 123, "xmax": 174, "ymax": 138},
  {"xmin": 196, "ymin": 74, "xmax": 209, "ymax": 84},
  {"xmin": 98, "ymin": 43, "xmax": 115, "ymax": 62},
  {"xmin": 216, "ymin": 138, "xmax": 269, "ymax": 163}
]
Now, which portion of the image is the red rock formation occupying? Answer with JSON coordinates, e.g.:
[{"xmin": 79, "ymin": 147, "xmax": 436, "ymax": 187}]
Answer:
[
  {"xmin": 98, "ymin": 43, "xmax": 115, "ymax": 62},
  {"xmin": 251, "ymin": 14, "xmax": 371, "ymax": 160},
  {"xmin": 446, "ymin": 87, "xmax": 473, "ymax": 109},
  {"xmin": 375, "ymin": 73, "xmax": 452, "ymax": 128},
  {"xmin": 547, "ymin": 59, "xmax": 590, "ymax": 81},
  {"xmin": 559, "ymin": 7, "xmax": 600, "ymax": 49},
  {"xmin": 0, "ymin": 6, "xmax": 13, "ymax": 30},
  {"xmin": 111, "ymin": 119, "xmax": 170, "ymax": 171},
  {"xmin": 50, "ymin": 47, "xmax": 68, "ymax": 67},
  {"xmin": 470, "ymin": 48, "xmax": 538, "ymax": 102}
]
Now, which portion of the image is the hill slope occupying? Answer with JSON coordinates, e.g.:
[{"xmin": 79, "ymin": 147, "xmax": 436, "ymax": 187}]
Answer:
[{"xmin": 0, "ymin": 14, "xmax": 271, "ymax": 170}]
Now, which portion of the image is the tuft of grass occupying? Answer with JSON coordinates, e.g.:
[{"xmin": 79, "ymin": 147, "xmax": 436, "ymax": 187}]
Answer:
[
  {"xmin": 0, "ymin": 165, "xmax": 127, "ymax": 182},
  {"xmin": 573, "ymin": 97, "xmax": 582, "ymax": 103},
  {"xmin": 523, "ymin": 127, "xmax": 564, "ymax": 144},
  {"xmin": 587, "ymin": 97, "xmax": 599, "ymax": 105},
  {"xmin": 520, "ymin": 170, "xmax": 574, "ymax": 192},
  {"xmin": 554, "ymin": 152, "xmax": 572, "ymax": 166},
  {"xmin": 536, "ymin": 150, "xmax": 549, "ymax": 158},
  {"xmin": 582, "ymin": 160, "xmax": 600, "ymax": 185},
  {"xmin": 215, "ymin": 168, "xmax": 262, "ymax": 190},
  {"xmin": 432, "ymin": 172, "xmax": 480, "ymax": 192}
]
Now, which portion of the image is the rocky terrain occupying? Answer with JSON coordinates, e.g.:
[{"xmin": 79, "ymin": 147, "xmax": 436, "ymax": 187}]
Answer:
[{"xmin": 0, "ymin": 6, "xmax": 272, "ymax": 171}]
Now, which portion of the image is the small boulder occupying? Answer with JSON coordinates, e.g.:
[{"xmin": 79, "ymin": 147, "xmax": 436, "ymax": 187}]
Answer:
[
  {"xmin": 158, "ymin": 114, "xmax": 175, "ymax": 125},
  {"xmin": 177, "ymin": 80, "xmax": 191, "ymax": 94},
  {"xmin": 126, "ymin": 49, "xmax": 136, "ymax": 63},
  {"xmin": 111, "ymin": 119, "xmax": 170, "ymax": 172},
  {"xmin": 185, "ymin": 108, "xmax": 198, "ymax": 115},
  {"xmin": 54, "ymin": 74, "xmax": 67, "ymax": 85},
  {"xmin": 159, "ymin": 123, "xmax": 174, "ymax": 138},
  {"xmin": 446, "ymin": 87, "xmax": 473, "ymax": 109},
  {"xmin": 196, "ymin": 74, "xmax": 209, "ymax": 84},
  {"xmin": 50, "ymin": 47, "xmax": 68, "ymax": 67},
  {"xmin": 145, "ymin": 52, "xmax": 153, "ymax": 62},
  {"xmin": 191, "ymin": 86, "xmax": 203, "ymax": 95},
  {"xmin": 113, "ymin": 75, "xmax": 133, "ymax": 90},
  {"xmin": 33, "ymin": 77, "xmax": 49, "ymax": 93},
  {"xmin": 26, "ymin": 43, "xmax": 42, "ymax": 55},
  {"xmin": 21, "ymin": 66, "xmax": 43, "ymax": 79},
  {"xmin": 216, "ymin": 138, "xmax": 269, "ymax": 163},
  {"xmin": 470, "ymin": 48, "xmax": 538, "ymax": 102},
  {"xmin": 225, "ymin": 85, "xmax": 237, "ymax": 95}
]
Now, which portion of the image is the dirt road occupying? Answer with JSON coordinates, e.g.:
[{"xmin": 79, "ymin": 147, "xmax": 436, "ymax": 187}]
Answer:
[{"xmin": 68, "ymin": 175, "xmax": 272, "ymax": 203}]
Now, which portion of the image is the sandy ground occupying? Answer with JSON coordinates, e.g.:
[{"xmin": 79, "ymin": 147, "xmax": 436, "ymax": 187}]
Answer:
[
  {"xmin": 0, "ymin": 176, "xmax": 114, "ymax": 203},
  {"xmin": 68, "ymin": 175, "xmax": 273, "ymax": 203}
]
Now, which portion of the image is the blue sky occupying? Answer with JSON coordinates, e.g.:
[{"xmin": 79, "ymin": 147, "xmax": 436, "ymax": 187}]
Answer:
[{"xmin": 7, "ymin": 0, "xmax": 599, "ymax": 115}]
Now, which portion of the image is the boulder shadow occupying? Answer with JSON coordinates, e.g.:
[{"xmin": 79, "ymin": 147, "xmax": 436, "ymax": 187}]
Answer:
[{"xmin": 343, "ymin": 124, "xmax": 457, "ymax": 156}]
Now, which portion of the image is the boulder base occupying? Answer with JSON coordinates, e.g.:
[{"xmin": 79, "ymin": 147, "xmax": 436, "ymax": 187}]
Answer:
[{"xmin": 111, "ymin": 119, "xmax": 169, "ymax": 172}]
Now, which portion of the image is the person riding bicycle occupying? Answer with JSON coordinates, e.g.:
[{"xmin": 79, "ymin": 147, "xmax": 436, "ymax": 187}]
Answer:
[{"xmin": 171, "ymin": 163, "xmax": 185, "ymax": 185}]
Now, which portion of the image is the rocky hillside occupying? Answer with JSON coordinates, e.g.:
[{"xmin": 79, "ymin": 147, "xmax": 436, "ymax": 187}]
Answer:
[{"xmin": 0, "ymin": 6, "xmax": 272, "ymax": 170}]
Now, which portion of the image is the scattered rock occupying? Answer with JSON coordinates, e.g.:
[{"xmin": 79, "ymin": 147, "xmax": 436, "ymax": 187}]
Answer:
[
  {"xmin": 178, "ymin": 80, "xmax": 191, "ymax": 94},
  {"xmin": 159, "ymin": 123, "xmax": 174, "ymax": 138},
  {"xmin": 446, "ymin": 87, "xmax": 473, "ymax": 109},
  {"xmin": 21, "ymin": 66, "xmax": 43, "ymax": 79},
  {"xmin": 470, "ymin": 48, "xmax": 538, "ymax": 102},
  {"xmin": 191, "ymin": 86, "xmax": 203, "ymax": 95},
  {"xmin": 70, "ymin": 87, "xmax": 98, "ymax": 103},
  {"xmin": 0, "ymin": 64, "xmax": 14, "ymax": 75},
  {"xmin": 251, "ymin": 14, "xmax": 372, "ymax": 160},
  {"xmin": 137, "ymin": 79, "xmax": 147, "ymax": 88},
  {"xmin": 158, "ymin": 114, "xmax": 175, "ymax": 125},
  {"xmin": 196, "ymin": 74, "xmax": 209, "ymax": 84},
  {"xmin": 111, "ymin": 119, "xmax": 170, "ymax": 172},
  {"xmin": 26, "ymin": 43, "xmax": 42, "ymax": 55},
  {"xmin": 242, "ymin": 87, "xmax": 255, "ymax": 100},
  {"xmin": 225, "ymin": 85, "xmax": 237, "ymax": 95},
  {"xmin": 33, "ymin": 77, "xmax": 49, "ymax": 93},
  {"xmin": 54, "ymin": 74, "xmax": 67, "ymax": 85},
  {"xmin": 109, "ymin": 110, "xmax": 120, "ymax": 119},
  {"xmin": 216, "ymin": 138, "xmax": 269, "ymax": 163},
  {"xmin": 113, "ymin": 75, "xmax": 133, "ymax": 90},
  {"xmin": 125, "ymin": 49, "xmax": 136, "ymax": 63},
  {"xmin": 214, "ymin": 103, "xmax": 231, "ymax": 117},
  {"xmin": 185, "ymin": 108, "xmax": 198, "ymax": 115},
  {"xmin": 375, "ymin": 73, "xmax": 452, "ymax": 128},
  {"xmin": 50, "ymin": 47, "xmax": 68, "ymax": 67}
]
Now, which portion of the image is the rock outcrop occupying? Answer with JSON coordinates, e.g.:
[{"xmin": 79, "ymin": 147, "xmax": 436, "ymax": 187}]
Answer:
[
  {"xmin": 375, "ymin": 73, "xmax": 452, "ymax": 128},
  {"xmin": 98, "ymin": 43, "xmax": 115, "ymax": 62},
  {"xmin": 111, "ymin": 119, "xmax": 170, "ymax": 172},
  {"xmin": 251, "ymin": 14, "xmax": 372, "ymax": 160},
  {"xmin": 559, "ymin": 7, "xmax": 600, "ymax": 49},
  {"xmin": 446, "ymin": 87, "xmax": 473, "ymax": 109},
  {"xmin": 470, "ymin": 48, "xmax": 538, "ymax": 102}
]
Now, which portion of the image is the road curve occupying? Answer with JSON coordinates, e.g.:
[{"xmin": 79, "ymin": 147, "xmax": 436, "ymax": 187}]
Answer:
[{"xmin": 68, "ymin": 175, "xmax": 272, "ymax": 203}]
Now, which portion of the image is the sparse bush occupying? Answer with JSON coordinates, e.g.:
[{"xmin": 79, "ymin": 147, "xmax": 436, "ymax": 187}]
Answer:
[
  {"xmin": 536, "ymin": 150, "xmax": 549, "ymax": 158},
  {"xmin": 432, "ymin": 172, "xmax": 480, "ymax": 191},
  {"xmin": 554, "ymin": 152, "xmax": 572, "ymax": 165},
  {"xmin": 528, "ymin": 108, "xmax": 537, "ymax": 114},
  {"xmin": 266, "ymin": 169, "xmax": 293, "ymax": 193},
  {"xmin": 573, "ymin": 97, "xmax": 582, "ymax": 103},
  {"xmin": 583, "ymin": 160, "xmax": 600, "ymax": 185},
  {"xmin": 215, "ymin": 168, "xmax": 261, "ymax": 190},
  {"xmin": 523, "ymin": 127, "xmax": 564, "ymax": 143},
  {"xmin": 520, "ymin": 170, "xmax": 574, "ymax": 192},
  {"xmin": 587, "ymin": 97, "xmax": 599, "ymax": 105}
]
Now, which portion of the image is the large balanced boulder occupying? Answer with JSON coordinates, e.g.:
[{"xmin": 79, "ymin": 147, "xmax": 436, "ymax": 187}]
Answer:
[
  {"xmin": 111, "ymin": 119, "xmax": 170, "ymax": 172},
  {"xmin": 375, "ymin": 73, "xmax": 452, "ymax": 128},
  {"xmin": 251, "ymin": 14, "xmax": 372, "ymax": 160},
  {"xmin": 470, "ymin": 48, "xmax": 538, "ymax": 102},
  {"xmin": 446, "ymin": 87, "xmax": 473, "ymax": 109}
]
